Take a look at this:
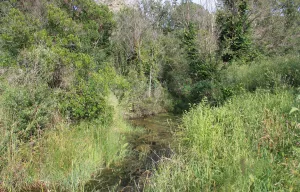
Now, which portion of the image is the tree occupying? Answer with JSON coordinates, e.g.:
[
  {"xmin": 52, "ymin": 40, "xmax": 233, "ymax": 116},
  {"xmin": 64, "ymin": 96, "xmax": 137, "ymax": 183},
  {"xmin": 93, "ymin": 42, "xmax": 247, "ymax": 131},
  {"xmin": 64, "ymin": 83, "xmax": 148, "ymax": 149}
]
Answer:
[
  {"xmin": 216, "ymin": 0, "xmax": 253, "ymax": 62},
  {"xmin": 182, "ymin": 23, "xmax": 205, "ymax": 81},
  {"xmin": 112, "ymin": 7, "xmax": 150, "ymax": 75},
  {"xmin": 251, "ymin": 0, "xmax": 300, "ymax": 55}
]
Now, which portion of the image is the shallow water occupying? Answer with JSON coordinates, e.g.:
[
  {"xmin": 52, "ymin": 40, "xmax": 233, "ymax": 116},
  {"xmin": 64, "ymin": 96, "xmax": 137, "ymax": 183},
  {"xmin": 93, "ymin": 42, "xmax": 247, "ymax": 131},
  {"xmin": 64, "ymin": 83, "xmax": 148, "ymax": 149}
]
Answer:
[{"xmin": 85, "ymin": 113, "xmax": 179, "ymax": 192}]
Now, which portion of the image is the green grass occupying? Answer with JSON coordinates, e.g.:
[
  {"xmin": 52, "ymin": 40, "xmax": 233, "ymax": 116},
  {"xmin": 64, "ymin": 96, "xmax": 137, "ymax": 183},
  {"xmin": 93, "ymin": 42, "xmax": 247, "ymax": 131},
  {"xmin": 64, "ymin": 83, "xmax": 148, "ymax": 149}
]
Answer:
[
  {"xmin": 221, "ymin": 55, "xmax": 300, "ymax": 92},
  {"xmin": 147, "ymin": 89, "xmax": 300, "ymax": 191},
  {"xmin": 0, "ymin": 111, "xmax": 133, "ymax": 191}
]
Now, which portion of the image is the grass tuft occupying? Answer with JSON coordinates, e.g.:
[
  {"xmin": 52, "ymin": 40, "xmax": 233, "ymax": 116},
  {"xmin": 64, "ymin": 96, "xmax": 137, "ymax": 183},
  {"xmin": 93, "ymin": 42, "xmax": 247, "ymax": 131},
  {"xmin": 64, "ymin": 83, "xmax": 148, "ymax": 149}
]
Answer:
[{"xmin": 147, "ymin": 89, "xmax": 300, "ymax": 191}]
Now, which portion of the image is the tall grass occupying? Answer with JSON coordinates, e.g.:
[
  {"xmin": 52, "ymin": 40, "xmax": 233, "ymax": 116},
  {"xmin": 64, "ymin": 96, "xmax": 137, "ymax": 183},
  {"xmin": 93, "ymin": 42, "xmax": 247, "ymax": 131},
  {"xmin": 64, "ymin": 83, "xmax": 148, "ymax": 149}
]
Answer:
[
  {"xmin": 147, "ymin": 89, "xmax": 300, "ymax": 191},
  {"xmin": 221, "ymin": 56, "xmax": 300, "ymax": 91},
  {"xmin": 0, "ymin": 108, "xmax": 133, "ymax": 191}
]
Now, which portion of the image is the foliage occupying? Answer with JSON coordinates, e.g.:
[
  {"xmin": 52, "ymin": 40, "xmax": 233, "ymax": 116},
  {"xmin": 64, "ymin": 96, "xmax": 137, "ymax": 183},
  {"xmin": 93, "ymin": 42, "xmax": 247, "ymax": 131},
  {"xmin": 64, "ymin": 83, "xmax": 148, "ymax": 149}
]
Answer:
[
  {"xmin": 0, "ymin": 2, "xmax": 118, "ymax": 189},
  {"xmin": 182, "ymin": 23, "xmax": 212, "ymax": 82},
  {"xmin": 216, "ymin": 0, "xmax": 254, "ymax": 62},
  {"xmin": 1, "ymin": 0, "xmax": 300, "ymax": 190},
  {"xmin": 0, "ymin": 8, "xmax": 37, "ymax": 56},
  {"xmin": 46, "ymin": 4, "xmax": 79, "ymax": 38},
  {"xmin": 251, "ymin": 0, "xmax": 300, "ymax": 55},
  {"xmin": 61, "ymin": 79, "xmax": 113, "ymax": 123},
  {"xmin": 0, "ymin": 115, "xmax": 132, "ymax": 191},
  {"xmin": 148, "ymin": 90, "xmax": 300, "ymax": 191},
  {"xmin": 1, "ymin": 85, "xmax": 55, "ymax": 142},
  {"xmin": 221, "ymin": 56, "xmax": 300, "ymax": 92},
  {"xmin": 59, "ymin": 0, "xmax": 114, "ymax": 51}
]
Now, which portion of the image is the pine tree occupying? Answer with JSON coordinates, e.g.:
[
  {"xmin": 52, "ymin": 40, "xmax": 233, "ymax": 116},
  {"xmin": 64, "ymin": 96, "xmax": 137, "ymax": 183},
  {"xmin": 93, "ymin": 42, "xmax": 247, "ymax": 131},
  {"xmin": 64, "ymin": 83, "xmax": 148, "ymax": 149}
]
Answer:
[
  {"xmin": 216, "ymin": 0, "xmax": 253, "ymax": 62},
  {"xmin": 182, "ymin": 23, "xmax": 211, "ymax": 82}
]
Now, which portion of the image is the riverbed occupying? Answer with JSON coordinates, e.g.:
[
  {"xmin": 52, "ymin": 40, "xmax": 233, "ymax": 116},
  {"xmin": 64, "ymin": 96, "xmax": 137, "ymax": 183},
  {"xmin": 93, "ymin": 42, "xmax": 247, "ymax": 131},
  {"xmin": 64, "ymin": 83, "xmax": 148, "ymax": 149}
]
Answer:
[{"xmin": 85, "ymin": 113, "xmax": 179, "ymax": 191}]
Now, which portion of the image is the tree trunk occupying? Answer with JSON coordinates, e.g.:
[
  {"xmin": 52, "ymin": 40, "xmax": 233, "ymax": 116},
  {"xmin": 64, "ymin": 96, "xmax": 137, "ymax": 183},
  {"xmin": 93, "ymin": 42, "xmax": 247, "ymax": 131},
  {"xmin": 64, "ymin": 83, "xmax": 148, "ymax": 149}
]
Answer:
[{"xmin": 148, "ymin": 67, "xmax": 152, "ymax": 98}]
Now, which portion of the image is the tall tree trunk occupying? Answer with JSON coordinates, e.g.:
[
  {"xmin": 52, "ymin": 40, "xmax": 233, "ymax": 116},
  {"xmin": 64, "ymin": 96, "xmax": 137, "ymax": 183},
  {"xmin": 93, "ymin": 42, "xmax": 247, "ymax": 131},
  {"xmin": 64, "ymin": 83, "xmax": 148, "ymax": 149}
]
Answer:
[{"xmin": 148, "ymin": 67, "xmax": 152, "ymax": 98}]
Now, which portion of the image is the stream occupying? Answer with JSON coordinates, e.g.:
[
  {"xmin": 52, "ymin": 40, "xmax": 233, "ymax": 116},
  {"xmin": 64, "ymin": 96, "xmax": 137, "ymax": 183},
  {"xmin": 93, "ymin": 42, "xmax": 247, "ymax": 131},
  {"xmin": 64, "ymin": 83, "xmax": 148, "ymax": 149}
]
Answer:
[{"xmin": 85, "ymin": 113, "xmax": 179, "ymax": 192}]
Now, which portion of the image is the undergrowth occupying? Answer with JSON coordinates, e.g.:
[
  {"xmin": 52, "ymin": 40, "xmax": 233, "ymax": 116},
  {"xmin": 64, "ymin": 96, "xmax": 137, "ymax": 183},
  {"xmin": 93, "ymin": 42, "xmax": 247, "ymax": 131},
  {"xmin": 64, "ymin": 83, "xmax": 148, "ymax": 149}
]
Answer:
[
  {"xmin": 221, "ymin": 56, "xmax": 300, "ymax": 92},
  {"xmin": 0, "ymin": 103, "xmax": 133, "ymax": 191},
  {"xmin": 147, "ymin": 89, "xmax": 300, "ymax": 191}
]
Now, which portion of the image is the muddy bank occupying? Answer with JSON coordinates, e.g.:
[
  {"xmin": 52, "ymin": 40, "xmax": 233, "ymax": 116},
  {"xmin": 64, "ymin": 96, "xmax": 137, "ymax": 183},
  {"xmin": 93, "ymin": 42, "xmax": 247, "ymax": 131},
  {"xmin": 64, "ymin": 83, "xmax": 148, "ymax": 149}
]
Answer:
[{"xmin": 85, "ymin": 113, "xmax": 179, "ymax": 191}]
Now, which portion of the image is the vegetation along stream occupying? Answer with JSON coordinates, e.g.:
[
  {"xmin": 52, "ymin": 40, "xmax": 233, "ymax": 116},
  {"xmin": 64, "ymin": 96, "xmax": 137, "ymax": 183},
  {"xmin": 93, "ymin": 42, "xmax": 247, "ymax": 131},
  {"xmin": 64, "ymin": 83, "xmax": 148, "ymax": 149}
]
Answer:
[
  {"xmin": 85, "ymin": 113, "xmax": 179, "ymax": 192},
  {"xmin": 1, "ymin": 0, "xmax": 300, "ymax": 191}
]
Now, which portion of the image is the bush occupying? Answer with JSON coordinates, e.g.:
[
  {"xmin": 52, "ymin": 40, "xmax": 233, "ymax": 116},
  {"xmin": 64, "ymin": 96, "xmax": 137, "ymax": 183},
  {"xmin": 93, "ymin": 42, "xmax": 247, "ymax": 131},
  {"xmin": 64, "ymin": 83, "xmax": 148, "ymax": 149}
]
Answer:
[
  {"xmin": 0, "ymin": 8, "xmax": 37, "ymax": 56},
  {"xmin": 61, "ymin": 80, "xmax": 113, "ymax": 123},
  {"xmin": 189, "ymin": 80, "xmax": 226, "ymax": 105},
  {"xmin": 1, "ymin": 85, "xmax": 55, "ymax": 141},
  {"xmin": 173, "ymin": 79, "xmax": 232, "ymax": 112}
]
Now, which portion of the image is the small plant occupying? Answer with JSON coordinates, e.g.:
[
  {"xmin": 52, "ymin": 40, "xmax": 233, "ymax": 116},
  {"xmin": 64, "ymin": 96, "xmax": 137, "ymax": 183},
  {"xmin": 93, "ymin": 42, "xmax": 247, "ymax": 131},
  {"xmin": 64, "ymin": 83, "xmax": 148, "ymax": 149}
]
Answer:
[{"xmin": 290, "ymin": 92, "xmax": 300, "ymax": 114}]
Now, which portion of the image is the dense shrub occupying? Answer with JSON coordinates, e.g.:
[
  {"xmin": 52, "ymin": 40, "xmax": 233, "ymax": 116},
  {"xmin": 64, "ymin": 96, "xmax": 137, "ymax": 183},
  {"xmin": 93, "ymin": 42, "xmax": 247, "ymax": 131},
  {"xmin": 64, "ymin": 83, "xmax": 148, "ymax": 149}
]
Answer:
[
  {"xmin": 61, "ymin": 81, "xmax": 113, "ymax": 123},
  {"xmin": 0, "ymin": 8, "xmax": 37, "ymax": 56},
  {"xmin": 1, "ymin": 85, "xmax": 55, "ymax": 141},
  {"xmin": 190, "ymin": 80, "xmax": 219, "ymax": 104}
]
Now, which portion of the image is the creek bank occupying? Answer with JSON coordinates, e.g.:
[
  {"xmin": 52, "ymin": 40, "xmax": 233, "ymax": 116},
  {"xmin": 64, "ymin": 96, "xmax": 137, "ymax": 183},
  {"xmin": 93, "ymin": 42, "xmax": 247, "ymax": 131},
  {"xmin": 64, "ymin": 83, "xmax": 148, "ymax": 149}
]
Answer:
[
  {"xmin": 85, "ymin": 113, "xmax": 179, "ymax": 191},
  {"xmin": 122, "ymin": 106, "xmax": 167, "ymax": 120}
]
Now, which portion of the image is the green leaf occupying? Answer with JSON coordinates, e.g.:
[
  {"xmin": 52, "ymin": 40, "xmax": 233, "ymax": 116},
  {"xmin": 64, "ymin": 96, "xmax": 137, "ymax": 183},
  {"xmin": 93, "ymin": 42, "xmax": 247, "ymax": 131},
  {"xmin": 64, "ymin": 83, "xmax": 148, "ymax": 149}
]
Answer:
[{"xmin": 289, "ymin": 107, "xmax": 299, "ymax": 114}]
